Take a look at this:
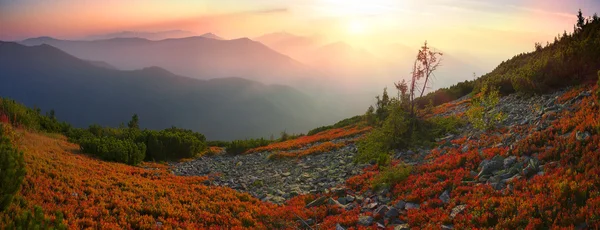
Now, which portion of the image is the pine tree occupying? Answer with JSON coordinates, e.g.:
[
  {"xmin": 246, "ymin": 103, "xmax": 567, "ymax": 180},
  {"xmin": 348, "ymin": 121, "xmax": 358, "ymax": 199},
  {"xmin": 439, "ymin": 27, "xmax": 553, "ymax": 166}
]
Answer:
[
  {"xmin": 127, "ymin": 114, "xmax": 139, "ymax": 129},
  {"xmin": 0, "ymin": 124, "xmax": 26, "ymax": 211},
  {"xmin": 577, "ymin": 9, "xmax": 585, "ymax": 31}
]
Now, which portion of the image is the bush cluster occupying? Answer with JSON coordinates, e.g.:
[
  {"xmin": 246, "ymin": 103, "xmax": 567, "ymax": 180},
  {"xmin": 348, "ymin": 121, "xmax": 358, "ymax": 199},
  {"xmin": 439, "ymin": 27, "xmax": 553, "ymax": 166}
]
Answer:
[
  {"xmin": 79, "ymin": 136, "xmax": 146, "ymax": 165},
  {"xmin": 466, "ymin": 83, "xmax": 505, "ymax": 131},
  {"xmin": 356, "ymin": 97, "xmax": 463, "ymax": 165},
  {"xmin": 0, "ymin": 98, "xmax": 71, "ymax": 133},
  {"xmin": 70, "ymin": 125, "xmax": 207, "ymax": 165},
  {"xmin": 371, "ymin": 164, "xmax": 412, "ymax": 191}
]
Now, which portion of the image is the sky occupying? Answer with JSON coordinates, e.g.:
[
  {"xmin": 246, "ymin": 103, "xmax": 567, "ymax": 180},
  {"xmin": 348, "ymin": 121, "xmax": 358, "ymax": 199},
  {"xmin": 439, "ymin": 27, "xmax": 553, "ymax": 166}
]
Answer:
[{"xmin": 1, "ymin": 0, "xmax": 599, "ymax": 70}]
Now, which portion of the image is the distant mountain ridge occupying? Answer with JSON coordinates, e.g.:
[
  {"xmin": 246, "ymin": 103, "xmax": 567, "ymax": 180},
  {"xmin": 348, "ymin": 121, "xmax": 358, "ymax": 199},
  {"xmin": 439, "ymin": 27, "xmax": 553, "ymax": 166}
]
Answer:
[
  {"xmin": 20, "ymin": 36, "xmax": 318, "ymax": 86},
  {"xmin": 83, "ymin": 30, "xmax": 199, "ymax": 41},
  {"xmin": 0, "ymin": 41, "xmax": 328, "ymax": 140}
]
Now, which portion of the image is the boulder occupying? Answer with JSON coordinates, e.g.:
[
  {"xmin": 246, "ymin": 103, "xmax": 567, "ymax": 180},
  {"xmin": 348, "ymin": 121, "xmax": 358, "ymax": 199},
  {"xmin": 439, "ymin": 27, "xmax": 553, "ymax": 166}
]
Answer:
[
  {"xmin": 305, "ymin": 196, "xmax": 328, "ymax": 208},
  {"xmin": 439, "ymin": 190, "xmax": 450, "ymax": 204},
  {"xmin": 405, "ymin": 202, "xmax": 420, "ymax": 210},
  {"xmin": 358, "ymin": 215, "xmax": 374, "ymax": 226},
  {"xmin": 503, "ymin": 156, "xmax": 517, "ymax": 169}
]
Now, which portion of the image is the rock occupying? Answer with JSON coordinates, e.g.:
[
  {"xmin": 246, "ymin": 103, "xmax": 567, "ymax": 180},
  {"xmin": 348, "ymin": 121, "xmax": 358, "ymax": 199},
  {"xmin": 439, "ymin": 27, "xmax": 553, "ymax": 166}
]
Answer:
[
  {"xmin": 305, "ymin": 196, "xmax": 328, "ymax": 208},
  {"xmin": 374, "ymin": 205, "xmax": 389, "ymax": 217},
  {"xmin": 490, "ymin": 182, "xmax": 506, "ymax": 190},
  {"xmin": 378, "ymin": 195, "xmax": 391, "ymax": 204},
  {"xmin": 461, "ymin": 145, "xmax": 469, "ymax": 153},
  {"xmin": 405, "ymin": 202, "xmax": 420, "ymax": 210},
  {"xmin": 522, "ymin": 164, "xmax": 538, "ymax": 178},
  {"xmin": 346, "ymin": 195, "xmax": 355, "ymax": 202},
  {"xmin": 336, "ymin": 223, "xmax": 346, "ymax": 230},
  {"xmin": 439, "ymin": 190, "xmax": 450, "ymax": 204},
  {"xmin": 358, "ymin": 215, "xmax": 374, "ymax": 226},
  {"xmin": 503, "ymin": 156, "xmax": 517, "ymax": 169},
  {"xmin": 394, "ymin": 200, "xmax": 406, "ymax": 210},
  {"xmin": 450, "ymin": 204, "xmax": 467, "ymax": 218},
  {"xmin": 366, "ymin": 202, "xmax": 378, "ymax": 209},
  {"xmin": 337, "ymin": 197, "xmax": 347, "ymax": 205},
  {"xmin": 576, "ymin": 131, "xmax": 591, "ymax": 141},
  {"xmin": 385, "ymin": 207, "xmax": 399, "ymax": 219},
  {"xmin": 478, "ymin": 156, "xmax": 504, "ymax": 177},
  {"xmin": 331, "ymin": 187, "xmax": 346, "ymax": 196},
  {"xmin": 395, "ymin": 223, "xmax": 410, "ymax": 230},
  {"xmin": 442, "ymin": 224, "xmax": 454, "ymax": 229}
]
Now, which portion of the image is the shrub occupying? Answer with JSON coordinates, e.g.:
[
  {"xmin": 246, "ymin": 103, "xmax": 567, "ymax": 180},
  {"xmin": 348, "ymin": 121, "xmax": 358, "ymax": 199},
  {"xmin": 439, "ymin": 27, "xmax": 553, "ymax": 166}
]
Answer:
[
  {"xmin": 79, "ymin": 136, "xmax": 146, "ymax": 165},
  {"xmin": 466, "ymin": 83, "xmax": 505, "ymax": 131},
  {"xmin": 371, "ymin": 164, "xmax": 412, "ymax": 191},
  {"xmin": 5, "ymin": 206, "xmax": 66, "ymax": 230},
  {"xmin": 0, "ymin": 98, "xmax": 71, "ymax": 133},
  {"xmin": 356, "ymin": 103, "xmax": 409, "ymax": 165},
  {"xmin": 145, "ymin": 127, "xmax": 206, "ymax": 161},
  {"xmin": 0, "ymin": 124, "xmax": 26, "ymax": 212},
  {"xmin": 427, "ymin": 116, "xmax": 464, "ymax": 136}
]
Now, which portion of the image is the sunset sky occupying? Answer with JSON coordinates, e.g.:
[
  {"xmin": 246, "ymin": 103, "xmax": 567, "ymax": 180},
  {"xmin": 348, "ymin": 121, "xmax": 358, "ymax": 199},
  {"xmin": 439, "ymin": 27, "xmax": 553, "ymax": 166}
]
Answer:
[{"xmin": 1, "ymin": 0, "xmax": 599, "ymax": 70}]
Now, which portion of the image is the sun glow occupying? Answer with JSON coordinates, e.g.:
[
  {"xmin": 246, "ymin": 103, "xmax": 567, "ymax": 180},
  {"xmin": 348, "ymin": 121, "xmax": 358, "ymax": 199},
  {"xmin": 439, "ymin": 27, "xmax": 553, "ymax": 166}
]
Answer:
[{"xmin": 347, "ymin": 20, "xmax": 367, "ymax": 35}]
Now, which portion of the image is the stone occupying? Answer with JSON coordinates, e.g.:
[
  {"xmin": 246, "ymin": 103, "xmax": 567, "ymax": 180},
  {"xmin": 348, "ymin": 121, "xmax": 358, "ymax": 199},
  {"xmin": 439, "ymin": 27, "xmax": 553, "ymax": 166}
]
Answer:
[
  {"xmin": 346, "ymin": 195, "xmax": 355, "ymax": 202},
  {"xmin": 394, "ymin": 223, "xmax": 410, "ymax": 230},
  {"xmin": 461, "ymin": 145, "xmax": 470, "ymax": 153},
  {"xmin": 478, "ymin": 156, "xmax": 504, "ymax": 177},
  {"xmin": 503, "ymin": 156, "xmax": 517, "ymax": 169},
  {"xmin": 337, "ymin": 197, "xmax": 348, "ymax": 205},
  {"xmin": 358, "ymin": 215, "xmax": 374, "ymax": 226},
  {"xmin": 385, "ymin": 207, "xmax": 399, "ymax": 219},
  {"xmin": 442, "ymin": 224, "xmax": 454, "ymax": 229},
  {"xmin": 576, "ymin": 131, "xmax": 591, "ymax": 141},
  {"xmin": 336, "ymin": 223, "xmax": 346, "ymax": 230},
  {"xmin": 305, "ymin": 196, "xmax": 328, "ymax": 208},
  {"xmin": 374, "ymin": 205, "xmax": 389, "ymax": 217},
  {"xmin": 394, "ymin": 200, "xmax": 406, "ymax": 210},
  {"xmin": 405, "ymin": 202, "xmax": 420, "ymax": 210},
  {"xmin": 450, "ymin": 204, "xmax": 467, "ymax": 218},
  {"xmin": 439, "ymin": 190, "xmax": 450, "ymax": 204},
  {"xmin": 366, "ymin": 202, "xmax": 378, "ymax": 209}
]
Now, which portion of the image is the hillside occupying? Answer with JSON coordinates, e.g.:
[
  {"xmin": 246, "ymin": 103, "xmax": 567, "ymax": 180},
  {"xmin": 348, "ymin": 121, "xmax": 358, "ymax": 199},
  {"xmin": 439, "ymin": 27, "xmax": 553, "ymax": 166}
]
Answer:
[
  {"xmin": 1, "ymin": 81, "xmax": 598, "ymax": 229},
  {"xmin": 0, "ymin": 41, "xmax": 326, "ymax": 140},
  {"xmin": 19, "ymin": 36, "xmax": 317, "ymax": 86}
]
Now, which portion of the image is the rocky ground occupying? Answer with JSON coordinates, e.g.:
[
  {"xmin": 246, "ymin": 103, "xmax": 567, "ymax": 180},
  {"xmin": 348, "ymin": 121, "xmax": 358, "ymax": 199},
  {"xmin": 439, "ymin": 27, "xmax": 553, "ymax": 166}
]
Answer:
[
  {"xmin": 172, "ymin": 138, "xmax": 368, "ymax": 203},
  {"xmin": 172, "ymin": 87, "xmax": 595, "ymax": 229}
]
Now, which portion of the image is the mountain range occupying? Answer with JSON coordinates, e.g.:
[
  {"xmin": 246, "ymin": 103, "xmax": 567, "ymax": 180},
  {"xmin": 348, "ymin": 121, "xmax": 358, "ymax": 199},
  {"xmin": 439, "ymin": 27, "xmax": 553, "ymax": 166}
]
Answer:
[
  {"xmin": 0, "ymin": 41, "xmax": 333, "ymax": 140},
  {"xmin": 20, "ymin": 36, "xmax": 318, "ymax": 87}
]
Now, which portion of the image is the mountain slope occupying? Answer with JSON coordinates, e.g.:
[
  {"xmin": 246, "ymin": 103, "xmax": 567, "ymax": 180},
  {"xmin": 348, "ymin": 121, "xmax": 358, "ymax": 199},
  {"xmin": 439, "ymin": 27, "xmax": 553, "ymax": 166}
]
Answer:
[
  {"xmin": 0, "ymin": 41, "xmax": 322, "ymax": 140},
  {"xmin": 19, "ymin": 36, "xmax": 317, "ymax": 86}
]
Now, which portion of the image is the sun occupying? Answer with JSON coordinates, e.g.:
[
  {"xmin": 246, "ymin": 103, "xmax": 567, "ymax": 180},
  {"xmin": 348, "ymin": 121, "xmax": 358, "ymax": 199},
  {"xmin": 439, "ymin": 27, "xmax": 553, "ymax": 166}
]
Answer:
[{"xmin": 347, "ymin": 20, "xmax": 366, "ymax": 35}]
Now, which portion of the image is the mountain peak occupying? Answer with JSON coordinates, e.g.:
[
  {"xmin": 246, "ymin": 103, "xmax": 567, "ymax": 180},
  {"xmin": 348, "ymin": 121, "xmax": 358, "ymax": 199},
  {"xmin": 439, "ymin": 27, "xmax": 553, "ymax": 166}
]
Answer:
[{"xmin": 200, "ymin": 33, "xmax": 224, "ymax": 40}]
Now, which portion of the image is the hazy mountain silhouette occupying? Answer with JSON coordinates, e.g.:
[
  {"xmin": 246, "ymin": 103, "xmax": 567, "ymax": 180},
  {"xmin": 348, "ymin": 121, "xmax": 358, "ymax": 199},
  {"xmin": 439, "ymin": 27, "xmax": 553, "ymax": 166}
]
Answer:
[
  {"xmin": 85, "ymin": 60, "xmax": 117, "ymax": 70},
  {"xmin": 254, "ymin": 32, "xmax": 321, "ymax": 61},
  {"xmin": 200, "ymin": 32, "xmax": 224, "ymax": 40},
  {"xmin": 0, "ymin": 41, "xmax": 328, "ymax": 140},
  {"xmin": 84, "ymin": 30, "xmax": 198, "ymax": 41},
  {"xmin": 20, "ymin": 36, "xmax": 318, "ymax": 86}
]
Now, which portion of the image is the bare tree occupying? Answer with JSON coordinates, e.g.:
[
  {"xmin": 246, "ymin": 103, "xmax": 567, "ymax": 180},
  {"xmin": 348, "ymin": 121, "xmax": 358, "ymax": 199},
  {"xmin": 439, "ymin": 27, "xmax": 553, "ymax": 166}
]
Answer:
[{"xmin": 408, "ymin": 41, "xmax": 443, "ymax": 116}]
